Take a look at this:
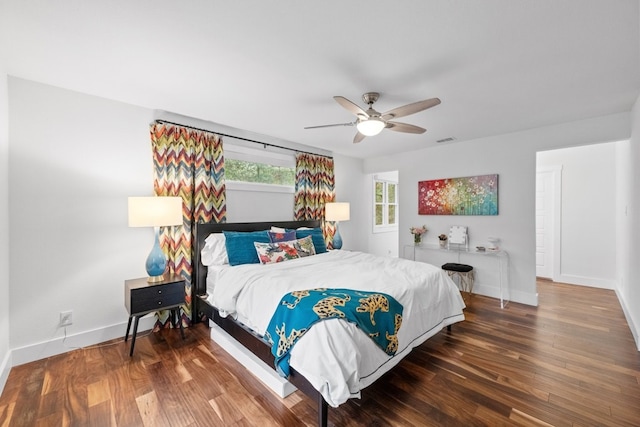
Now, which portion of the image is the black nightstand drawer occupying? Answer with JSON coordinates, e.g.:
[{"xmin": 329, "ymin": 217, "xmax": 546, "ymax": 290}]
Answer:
[
  {"xmin": 125, "ymin": 274, "xmax": 185, "ymax": 316},
  {"xmin": 130, "ymin": 283, "xmax": 184, "ymax": 313}
]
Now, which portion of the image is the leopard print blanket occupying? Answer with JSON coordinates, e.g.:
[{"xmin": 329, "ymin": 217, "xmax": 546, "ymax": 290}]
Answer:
[{"xmin": 265, "ymin": 288, "xmax": 403, "ymax": 377}]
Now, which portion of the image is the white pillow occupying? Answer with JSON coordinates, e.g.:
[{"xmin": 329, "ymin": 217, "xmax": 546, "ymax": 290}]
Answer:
[{"xmin": 201, "ymin": 233, "xmax": 229, "ymax": 266}]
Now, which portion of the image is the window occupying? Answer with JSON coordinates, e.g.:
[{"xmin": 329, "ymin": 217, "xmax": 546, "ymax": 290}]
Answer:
[
  {"xmin": 225, "ymin": 159, "xmax": 294, "ymax": 186},
  {"xmin": 374, "ymin": 179, "xmax": 398, "ymax": 231},
  {"xmin": 225, "ymin": 144, "xmax": 295, "ymax": 193}
]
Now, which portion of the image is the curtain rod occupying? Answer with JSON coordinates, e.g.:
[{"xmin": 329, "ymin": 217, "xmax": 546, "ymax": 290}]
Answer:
[{"xmin": 154, "ymin": 119, "xmax": 333, "ymax": 159}]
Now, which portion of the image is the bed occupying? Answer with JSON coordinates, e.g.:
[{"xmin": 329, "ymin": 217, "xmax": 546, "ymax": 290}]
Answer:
[{"xmin": 192, "ymin": 220, "xmax": 466, "ymax": 427}]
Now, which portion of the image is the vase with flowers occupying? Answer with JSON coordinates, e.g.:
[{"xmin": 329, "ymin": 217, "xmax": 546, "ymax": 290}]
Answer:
[
  {"xmin": 410, "ymin": 225, "xmax": 427, "ymax": 246},
  {"xmin": 438, "ymin": 234, "xmax": 448, "ymax": 248}
]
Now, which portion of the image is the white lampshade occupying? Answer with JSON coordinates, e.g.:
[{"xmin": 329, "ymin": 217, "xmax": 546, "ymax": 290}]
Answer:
[
  {"xmin": 356, "ymin": 118, "xmax": 385, "ymax": 136},
  {"xmin": 128, "ymin": 196, "xmax": 183, "ymax": 227},
  {"xmin": 325, "ymin": 202, "xmax": 350, "ymax": 222}
]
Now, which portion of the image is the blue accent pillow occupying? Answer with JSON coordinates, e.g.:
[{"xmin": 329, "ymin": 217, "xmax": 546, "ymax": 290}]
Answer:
[
  {"xmin": 223, "ymin": 230, "xmax": 270, "ymax": 266},
  {"xmin": 268, "ymin": 230, "xmax": 296, "ymax": 243},
  {"xmin": 295, "ymin": 228, "xmax": 327, "ymax": 253}
]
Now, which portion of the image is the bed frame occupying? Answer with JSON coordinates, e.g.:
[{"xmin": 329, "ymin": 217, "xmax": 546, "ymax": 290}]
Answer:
[{"xmin": 192, "ymin": 220, "xmax": 329, "ymax": 427}]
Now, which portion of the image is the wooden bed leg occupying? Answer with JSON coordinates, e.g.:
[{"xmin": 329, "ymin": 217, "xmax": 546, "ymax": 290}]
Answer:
[{"xmin": 318, "ymin": 393, "xmax": 328, "ymax": 427}]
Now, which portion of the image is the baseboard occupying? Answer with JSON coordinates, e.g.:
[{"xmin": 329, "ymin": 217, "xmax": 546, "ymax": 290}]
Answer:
[
  {"xmin": 0, "ymin": 349, "xmax": 11, "ymax": 396},
  {"xmin": 209, "ymin": 321, "xmax": 296, "ymax": 398},
  {"xmin": 10, "ymin": 316, "xmax": 156, "ymax": 366},
  {"xmin": 614, "ymin": 287, "xmax": 640, "ymax": 351},
  {"xmin": 554, "ymin": 273, "xmax": 615, "ymax": 290}
]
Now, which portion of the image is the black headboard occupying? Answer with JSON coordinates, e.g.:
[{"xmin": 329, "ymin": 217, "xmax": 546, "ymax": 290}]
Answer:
[{"xmin": 192, "ymin": 220, "xmax": 321, "ymax": 305}]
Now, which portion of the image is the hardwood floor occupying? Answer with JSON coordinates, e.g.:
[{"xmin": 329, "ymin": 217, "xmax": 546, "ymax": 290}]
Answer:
[{"xmin": 1, "ymin": 280, "xmax": 639, "ymax": 426}]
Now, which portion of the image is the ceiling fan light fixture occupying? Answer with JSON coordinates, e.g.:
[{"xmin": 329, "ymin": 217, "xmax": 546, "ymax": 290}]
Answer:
[
  {"xmin": 356, "ymin": 118, "xmax": 385, "ymax": 136},
  {"xmin": 309, "ymin": 93, "xmax": 440, "ymax": 143}
]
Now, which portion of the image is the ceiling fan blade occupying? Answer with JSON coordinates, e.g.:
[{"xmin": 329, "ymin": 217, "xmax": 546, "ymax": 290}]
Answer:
[
  {"xmin": 353, "ymin": 132, "xmax": 366, "ymax": 144},
  {"xmin": 334, "ymin": 96, "xmax": 368, "ymax": 117},
  {"xmin": 304, "ymin": 122, "xmax": 355, "ymax": 129},
  {"xmin": 386, "ymin": 121, "xmax": 426, "ymax": 134},
  {"xmin": 381, "ymin": 98, "xmax": 441, "ymax": 120}
]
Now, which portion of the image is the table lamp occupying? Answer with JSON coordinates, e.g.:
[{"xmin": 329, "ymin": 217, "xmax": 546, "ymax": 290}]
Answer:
[
  {"xmin": 128, "ymin": 196, "xmax": 183, "ymax": 282},
  {"xmin": 325, "ymin": 202, "xmax": 350, "ymax": 250}
]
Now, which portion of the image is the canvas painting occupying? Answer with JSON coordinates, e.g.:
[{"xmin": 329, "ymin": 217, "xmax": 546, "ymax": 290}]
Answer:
[{"xmin": 418, "ymin": 174, "xmax": 498, "ymax": 215}]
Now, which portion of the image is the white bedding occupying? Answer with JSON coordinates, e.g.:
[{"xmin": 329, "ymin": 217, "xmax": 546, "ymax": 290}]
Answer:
[{"xmin": 206, "ymin": 250, "xmax": 465, "ymax": 407}]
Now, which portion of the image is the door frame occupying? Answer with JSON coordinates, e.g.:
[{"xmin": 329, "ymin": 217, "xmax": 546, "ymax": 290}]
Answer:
[{"xmin": 536, "ymin": 165, "xmax": 562, "ymax": 281}]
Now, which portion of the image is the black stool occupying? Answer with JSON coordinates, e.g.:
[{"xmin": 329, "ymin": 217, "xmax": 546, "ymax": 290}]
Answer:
[{"xmin": 442, "ymin": 263, "xmax": 475, "ymax": 294}]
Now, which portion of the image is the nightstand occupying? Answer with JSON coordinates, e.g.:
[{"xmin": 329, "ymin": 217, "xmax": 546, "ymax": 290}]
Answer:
[{"xmin": 124, "ymin": 273, "xmax": 186, "ymax": 356}]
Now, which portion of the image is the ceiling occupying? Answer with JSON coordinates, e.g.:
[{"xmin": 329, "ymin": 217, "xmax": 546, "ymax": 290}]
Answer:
[{"xmin": 2, "ymin": 0, "xmax": 639, "ymax": 159}]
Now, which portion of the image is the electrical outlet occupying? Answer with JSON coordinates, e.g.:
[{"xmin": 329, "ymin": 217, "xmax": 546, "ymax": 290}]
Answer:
[{"xmin": 60, "ymin": 310, "xmax": 73, "ymax": 326}]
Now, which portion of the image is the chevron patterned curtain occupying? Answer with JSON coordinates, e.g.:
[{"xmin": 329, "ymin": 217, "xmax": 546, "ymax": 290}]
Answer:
[
  {"xmin": 150, "ymin": 122, "xmax": 226, "ymax": 329},
  {"xmin": 293, "ymin": 153, "xmax": 336, "ymax": 248}
]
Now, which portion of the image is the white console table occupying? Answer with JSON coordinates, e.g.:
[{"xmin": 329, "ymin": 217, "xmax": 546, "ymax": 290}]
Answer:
[{"xmin": 405, "ymin": 244, "xmax": 510, "ymax": 308}]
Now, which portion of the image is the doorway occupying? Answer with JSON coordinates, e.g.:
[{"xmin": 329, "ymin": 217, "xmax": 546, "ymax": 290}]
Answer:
[{"xmin": 536, "ymin": 142, "xmax": 618, "ymax": 289}]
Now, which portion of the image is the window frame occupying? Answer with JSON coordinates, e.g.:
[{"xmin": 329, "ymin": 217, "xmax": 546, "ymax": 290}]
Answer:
[
  {"xmin": 224, "ymin": 144, "xmax": 295, "ymax": 194},
  {"xmin": 373, "ymin": 178, "xmax": 399, "ymax": 233}
]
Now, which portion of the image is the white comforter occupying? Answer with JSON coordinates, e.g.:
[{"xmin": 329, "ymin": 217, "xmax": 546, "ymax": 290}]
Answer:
[{"xmin": 207, "ymin": 250, "xmax": 465, "ymax": 407}]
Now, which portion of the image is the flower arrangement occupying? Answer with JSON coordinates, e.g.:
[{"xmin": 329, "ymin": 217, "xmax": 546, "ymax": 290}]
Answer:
[{"xmin": 410, "ymin": 225, "xmax": 427, "ymax": 245}]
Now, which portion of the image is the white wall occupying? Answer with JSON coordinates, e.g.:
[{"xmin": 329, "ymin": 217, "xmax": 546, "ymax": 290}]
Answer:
[
  {"xmin": 365, "ymin": 112, "xmax": 630, "ymax": 307},
  {"xmin": 609, "ymin": 5, "xmax": 639, "ymax": 349},
  {"xmin": 225, "ymin": 186, "xmax": 295, "ymax": 223},
  {"xmin": 617, "ymin": 92, "xmax": 640, "ymax": 350},
  {"xmin": 537, "ymin": 143, "xmax": 617, "ymax": 288},
  {"xmin": 333, "ymin": 154, "xmax": 367, "ymax": 252},
  {"xmin": 8, "ymin": 77, "xmax": 156, "ymax": 363},
  {"xmin": 0, "ymin": 53, "xmax": 11, "ymax": 389}
]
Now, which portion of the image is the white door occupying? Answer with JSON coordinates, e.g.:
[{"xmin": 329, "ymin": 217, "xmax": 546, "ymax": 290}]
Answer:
[
  {"xmin": 536, "ymin": 166, "xmax": 562, "ymax": 279},
  {"xmin": 536, "ymin": 170, "xmax": 554, "ymax": 278}
]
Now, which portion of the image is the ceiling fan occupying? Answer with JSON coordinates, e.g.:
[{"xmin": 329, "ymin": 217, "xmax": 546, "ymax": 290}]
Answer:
[{"xmin": 305, "ymin": 92, "xmax": 441, "ymax": 144}]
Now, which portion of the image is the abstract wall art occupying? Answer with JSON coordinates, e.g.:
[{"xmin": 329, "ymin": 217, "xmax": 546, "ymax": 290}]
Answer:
[{"xmin": 418, "ymin": 174, "xmax": 498, "ymax": 215}]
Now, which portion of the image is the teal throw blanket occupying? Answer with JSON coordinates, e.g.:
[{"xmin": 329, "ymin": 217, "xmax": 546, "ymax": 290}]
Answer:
[{"xmin": 265, "ymin": 288, "xmax": 404, "ymax": 377}]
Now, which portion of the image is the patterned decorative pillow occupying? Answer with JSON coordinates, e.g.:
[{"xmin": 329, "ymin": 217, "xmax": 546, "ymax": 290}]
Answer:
[
  {"xmin": 254, "ymin": 236, "xmax": 316, "ymax": 265},
  {"xmin": 295, "ymin": 227, "xmax": 327, "ymax": 253},
  {"xmin": 268, "ymin": 230, "xmax": 296, "ymax": 243}
]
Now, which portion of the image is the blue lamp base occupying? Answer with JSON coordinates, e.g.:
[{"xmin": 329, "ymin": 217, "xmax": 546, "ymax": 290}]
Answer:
[
  {"xmin": 146, "ymin": 227, "xmax": 167, "ymax": 282},
  {"xmin": 333, "ymin": 222, "xmax": 343, "ymax": 250}
]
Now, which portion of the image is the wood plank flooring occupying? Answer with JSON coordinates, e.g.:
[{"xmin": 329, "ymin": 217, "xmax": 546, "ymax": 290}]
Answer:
[{"xmin": 1, "ymin": 280, "xmax": 639, "ymax": 426}]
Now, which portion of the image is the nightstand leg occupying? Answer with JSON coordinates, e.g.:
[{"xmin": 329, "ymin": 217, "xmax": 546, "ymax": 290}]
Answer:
[
  {"xmin": 129, "ymin": 316, "xmax": 140, "ymax": 357},
  {"xmin": 171, "ymin": 308, "xmax": 185, "ymax": 340},
  {"xmin": 125, "ymin": 315, "xmax": 133, "ymax": 342},
  {"xmin": 178, "ymin": 307, "xmax": 185, "ymax": 340}
]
